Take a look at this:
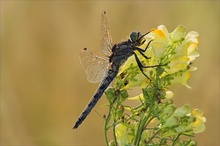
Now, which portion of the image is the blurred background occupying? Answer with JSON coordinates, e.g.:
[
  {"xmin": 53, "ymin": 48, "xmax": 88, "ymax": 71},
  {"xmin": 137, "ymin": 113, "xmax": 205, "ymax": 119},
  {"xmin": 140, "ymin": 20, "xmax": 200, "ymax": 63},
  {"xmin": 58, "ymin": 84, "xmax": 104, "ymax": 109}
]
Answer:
[{"xmin": 1, "ymin": 1, "xmax": 219, "ymax": 146}]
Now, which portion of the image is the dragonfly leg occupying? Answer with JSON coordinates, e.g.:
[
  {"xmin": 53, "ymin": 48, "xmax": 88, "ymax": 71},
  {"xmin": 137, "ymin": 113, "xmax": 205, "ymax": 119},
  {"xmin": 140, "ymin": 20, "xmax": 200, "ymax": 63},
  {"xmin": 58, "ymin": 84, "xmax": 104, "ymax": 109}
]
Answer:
[
  {"xmin": 136, "ymin": 49, "xmax": 151, "ymax": 59},
  {"xmin": 133, "ymin": 52, "xmax": 167, "ymax": 80},
  {"xmin": 133, "ymin": 53, "xmax": 151, "ymax": 80},
  {"xmin": 137, "ymin": 39, "xmax": 154, "ymax": 52},
  {"xmin": 142, "ymin": 64, "xmax": 164, "ymax": 68},
  {"xmin": 135, "ymin": 39, "xmax": 154, "ymax": 60}
]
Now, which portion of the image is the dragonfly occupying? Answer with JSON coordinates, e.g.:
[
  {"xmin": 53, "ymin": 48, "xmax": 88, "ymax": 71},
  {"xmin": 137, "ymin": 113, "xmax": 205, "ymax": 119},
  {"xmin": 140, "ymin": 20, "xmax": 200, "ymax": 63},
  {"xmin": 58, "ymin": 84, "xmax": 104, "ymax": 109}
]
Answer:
[{"xmin": 73, "ymin": 11, "xmax": 154, "ymax": 129}]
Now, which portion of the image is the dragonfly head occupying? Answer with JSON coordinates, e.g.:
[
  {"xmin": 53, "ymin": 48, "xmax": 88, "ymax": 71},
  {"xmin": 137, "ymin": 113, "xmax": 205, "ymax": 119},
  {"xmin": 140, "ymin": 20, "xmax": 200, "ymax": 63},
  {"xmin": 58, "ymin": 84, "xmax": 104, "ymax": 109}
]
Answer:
[{"xmin": 129, "ymin": 31, "xmax": 146, "ymax": 46}]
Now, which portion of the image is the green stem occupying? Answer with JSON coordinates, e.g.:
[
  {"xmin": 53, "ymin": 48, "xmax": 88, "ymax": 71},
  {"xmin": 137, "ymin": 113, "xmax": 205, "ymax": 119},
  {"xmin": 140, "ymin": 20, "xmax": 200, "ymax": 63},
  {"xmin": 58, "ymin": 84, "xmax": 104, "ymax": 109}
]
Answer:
[
  {"xmin": 113, "ymin": 121, "xmax": 118, "ymax": 146},
  {"xmin": 133, "ymin": 109, "xmax": 153, "ymax": 146},
  {"xmin": 172, "ymin": 134, "xmax": 181, "ymax": 146},
  {"xmin": 104, "ymin": 104, "xmax": 113, "ymax": 146},
  {"xmin": 112, "ymin": 102, "xmax": 120, "ymax": 146},
  {"xmin": 145, "ymin": 130, "xmax": 160, "ymax": 144}
]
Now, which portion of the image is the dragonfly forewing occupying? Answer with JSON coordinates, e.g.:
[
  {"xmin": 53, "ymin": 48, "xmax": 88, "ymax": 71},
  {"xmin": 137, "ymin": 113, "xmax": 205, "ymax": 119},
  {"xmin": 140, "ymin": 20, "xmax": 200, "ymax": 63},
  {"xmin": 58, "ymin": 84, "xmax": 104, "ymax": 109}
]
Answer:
[
  {"xmin": 79, "ymin": 48, "xmax": 109, "ymax": 83},
  {"xmin": 101, "ymin": 11, "xmax": 113, "ymax": 56}
]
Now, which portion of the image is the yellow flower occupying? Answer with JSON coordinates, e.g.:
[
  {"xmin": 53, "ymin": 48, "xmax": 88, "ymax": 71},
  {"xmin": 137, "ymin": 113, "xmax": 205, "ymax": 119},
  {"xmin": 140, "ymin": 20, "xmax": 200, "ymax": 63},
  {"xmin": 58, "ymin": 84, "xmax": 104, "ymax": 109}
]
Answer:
[
  {"xmin": 170, "ymin": 25, "xmax": 187, "ymax": 42},
  {"xmin": 190, "ymin": 109, "xmax": 206, "ymax": 133},
  {"xmin": 115, "ymin": 124, "xmax": 132, "ymax": 145},
  {"xmin": 163, "ymin": 56, "xmax": 189, "ymax": 75},
  {"xmin": 171, "ymin": 70, "xmax": 191, "ymax": 88},
  {"xmin": 151, "ymin": 28, "xmax": 168, "ymax": 60},
  {"xmin": 117, "ymin": 25, "xmax": 199, "ymax": 89},
  {"xmin": 157, "ymin": 25, "xmax": 170, "ymax": 40},
  {"xmin": 185, "ymin": 31, "xmax": 200, "ymax": 62}
]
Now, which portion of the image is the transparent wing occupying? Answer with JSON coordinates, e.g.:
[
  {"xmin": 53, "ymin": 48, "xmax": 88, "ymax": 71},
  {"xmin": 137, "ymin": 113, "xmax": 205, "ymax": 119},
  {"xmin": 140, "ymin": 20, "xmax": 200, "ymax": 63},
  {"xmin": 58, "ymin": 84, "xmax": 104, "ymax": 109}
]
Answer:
[
  {"xmin": 101, "ymin": 11, "xmax": 113, "ymax": 56},
  {"xmin": 79, "ymin": 48, "xmax": 109, "ymax": 83}
]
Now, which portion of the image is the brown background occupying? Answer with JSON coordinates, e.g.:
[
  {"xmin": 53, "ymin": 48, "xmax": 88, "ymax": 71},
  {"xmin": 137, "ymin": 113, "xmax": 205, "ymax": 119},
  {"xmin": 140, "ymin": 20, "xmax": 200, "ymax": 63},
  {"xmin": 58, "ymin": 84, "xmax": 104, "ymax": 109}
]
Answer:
[{"xmin": 1, "ymin": 1, "xmax": 219, "ymax": 146}]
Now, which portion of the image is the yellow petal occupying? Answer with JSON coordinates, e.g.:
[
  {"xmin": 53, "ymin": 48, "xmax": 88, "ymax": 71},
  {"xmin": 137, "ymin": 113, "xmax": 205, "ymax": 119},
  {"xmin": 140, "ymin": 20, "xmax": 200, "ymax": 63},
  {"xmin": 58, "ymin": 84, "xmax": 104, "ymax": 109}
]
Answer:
[{"xmin": 170, "ymin": 25, "xmax": 187, "ymax": 42}]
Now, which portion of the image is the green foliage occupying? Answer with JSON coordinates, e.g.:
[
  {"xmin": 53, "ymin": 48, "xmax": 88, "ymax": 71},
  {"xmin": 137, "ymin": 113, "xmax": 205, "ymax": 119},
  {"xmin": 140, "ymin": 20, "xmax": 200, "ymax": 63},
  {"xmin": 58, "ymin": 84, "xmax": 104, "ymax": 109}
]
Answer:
[{"xmin": 103, "ymin": 25, "xmax": 205, "ymax": 146}]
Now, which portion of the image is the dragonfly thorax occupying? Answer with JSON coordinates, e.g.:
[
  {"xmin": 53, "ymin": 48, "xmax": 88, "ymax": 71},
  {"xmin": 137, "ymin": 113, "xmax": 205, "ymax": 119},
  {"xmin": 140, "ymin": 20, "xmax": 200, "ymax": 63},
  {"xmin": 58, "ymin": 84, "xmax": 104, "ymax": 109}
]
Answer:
[{"xmin": 129, "ymin": 31, "xmax": 146, "ymax": 46}]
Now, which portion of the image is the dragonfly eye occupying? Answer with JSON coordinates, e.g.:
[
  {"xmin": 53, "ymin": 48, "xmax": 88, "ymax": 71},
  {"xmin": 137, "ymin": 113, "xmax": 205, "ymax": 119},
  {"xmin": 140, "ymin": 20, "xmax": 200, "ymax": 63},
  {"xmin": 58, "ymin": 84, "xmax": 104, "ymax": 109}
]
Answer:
[
  {"xmin": 130, "ymin": 31, "xmax": 139, "ymax": 43},
  {"xmin": 130, "ymin": 31, "xmax": 146, "ymax": 45}
]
